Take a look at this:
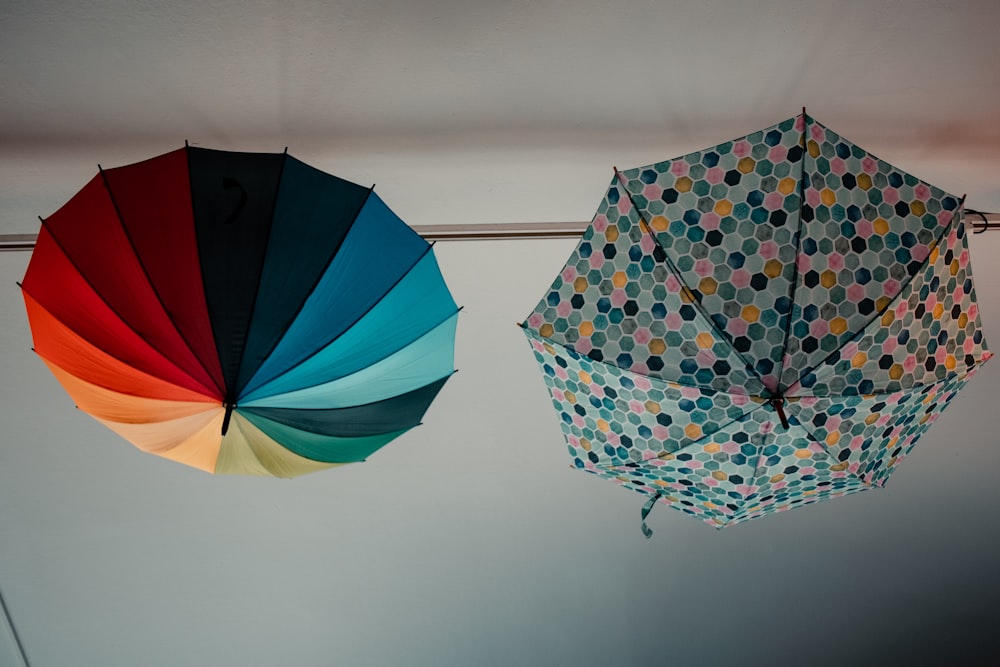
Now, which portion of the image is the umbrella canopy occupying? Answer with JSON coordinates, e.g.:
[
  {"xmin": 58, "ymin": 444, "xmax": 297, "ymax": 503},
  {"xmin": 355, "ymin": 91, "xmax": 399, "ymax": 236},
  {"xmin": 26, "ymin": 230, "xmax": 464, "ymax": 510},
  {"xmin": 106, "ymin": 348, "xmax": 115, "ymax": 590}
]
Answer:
[
  {"xmin": 21, "ymin": 147, "xmax": 458, "ymax": 477},
  {"xmin": 522, "ymin": 112, "xmax": 991, "ymax": 531}
]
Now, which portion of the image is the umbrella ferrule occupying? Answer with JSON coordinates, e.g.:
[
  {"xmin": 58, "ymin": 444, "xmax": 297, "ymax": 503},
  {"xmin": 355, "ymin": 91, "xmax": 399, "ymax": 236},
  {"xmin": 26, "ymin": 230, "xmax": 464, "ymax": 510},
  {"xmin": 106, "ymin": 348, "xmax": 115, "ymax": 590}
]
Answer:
[{"xmin": 768, "ymin": 397, "xmax": 790, "ymax": 430}]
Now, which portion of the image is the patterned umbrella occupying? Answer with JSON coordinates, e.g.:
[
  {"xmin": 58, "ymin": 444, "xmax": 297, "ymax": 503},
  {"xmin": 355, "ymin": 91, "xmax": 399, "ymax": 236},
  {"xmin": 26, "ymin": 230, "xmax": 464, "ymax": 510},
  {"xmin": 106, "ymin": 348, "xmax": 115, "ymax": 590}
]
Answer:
[
  {"xmin": 522, "ymin": 112, "xmax": 991, "ymax": 532},
  {"xmin": 21, "ymin": 147, "xmax": 458, "ymax": 477}
]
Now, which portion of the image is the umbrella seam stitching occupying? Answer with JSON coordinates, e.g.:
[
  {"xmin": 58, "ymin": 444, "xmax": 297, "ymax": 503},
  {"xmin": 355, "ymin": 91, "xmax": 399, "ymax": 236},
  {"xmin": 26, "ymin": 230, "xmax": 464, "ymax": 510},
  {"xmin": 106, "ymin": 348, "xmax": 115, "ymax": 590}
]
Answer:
[
  {"xmin": 776, "ymin": 112, "xmax": 809, "ymax": 391},
  {"xmin": 243, "ymin": 311, "xmax": 458, "ymax": 402},
  {"xmin": 789, "ymin": 204, "xmax": 965, "ymax": 393},
  {"xmin": 524, "ymin": 327, "xmax": 759, "ymax": 400},
  {"xmin": 235, "ymin": 173, "xmax": 375, "ymax": 396},
  {"xmin": 23, "ymin": 226, "xmax": 221, "ymax": 399},
  {"xmin": 227, "ymin": 151, "xmax": 290, "ymax": 403},
  {"xmin": 613, "ymin": 174, "xmax": 768, "ymax": 395},
  {"xmin": 239, "ymin": 243, "xmax": 443, "ymax": 400},
  {"xmin": 99, "ymin": 161, "xmax": 227, "ymax": 398}
]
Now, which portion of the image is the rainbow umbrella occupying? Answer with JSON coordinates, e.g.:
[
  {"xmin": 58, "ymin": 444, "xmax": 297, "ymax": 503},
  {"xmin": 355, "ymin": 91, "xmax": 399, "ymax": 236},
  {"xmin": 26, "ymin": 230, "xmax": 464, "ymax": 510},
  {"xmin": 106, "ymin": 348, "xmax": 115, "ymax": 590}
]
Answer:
[
  {"xmin": 523, "ymin": 112, "xmax": 991, "ymax": 533},
  {"xmin": 21, "ymin": 147, "xmax": 458, "ymax": 477}
]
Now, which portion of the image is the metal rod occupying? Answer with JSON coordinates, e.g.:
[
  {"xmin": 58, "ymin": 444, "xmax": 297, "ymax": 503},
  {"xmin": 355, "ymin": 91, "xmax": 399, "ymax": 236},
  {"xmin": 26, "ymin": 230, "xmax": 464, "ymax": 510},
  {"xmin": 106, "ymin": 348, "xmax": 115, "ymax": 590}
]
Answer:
[
  {"xmin": 3, "ymin": 212, "xmax": 1000, "ymax": 250},
  {"xmin": 0, "ymin": 222, "xmax": 591, "ymax": 250}
]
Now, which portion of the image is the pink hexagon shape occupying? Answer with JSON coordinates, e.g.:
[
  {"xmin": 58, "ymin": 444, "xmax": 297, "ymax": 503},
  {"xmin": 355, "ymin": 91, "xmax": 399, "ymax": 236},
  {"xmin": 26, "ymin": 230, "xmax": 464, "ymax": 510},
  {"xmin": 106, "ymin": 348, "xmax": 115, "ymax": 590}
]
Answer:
[{"xmin": 670, "ymin": 161, "xmax": 690, "ymax": 177}]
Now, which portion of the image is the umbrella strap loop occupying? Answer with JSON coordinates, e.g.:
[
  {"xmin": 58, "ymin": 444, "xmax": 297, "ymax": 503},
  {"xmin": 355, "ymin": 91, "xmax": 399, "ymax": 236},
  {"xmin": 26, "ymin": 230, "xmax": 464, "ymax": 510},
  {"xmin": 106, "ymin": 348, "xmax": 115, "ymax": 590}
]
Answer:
[{"xmin": 641, "ymin": 492, "xmax": 662, "ymax": 539}]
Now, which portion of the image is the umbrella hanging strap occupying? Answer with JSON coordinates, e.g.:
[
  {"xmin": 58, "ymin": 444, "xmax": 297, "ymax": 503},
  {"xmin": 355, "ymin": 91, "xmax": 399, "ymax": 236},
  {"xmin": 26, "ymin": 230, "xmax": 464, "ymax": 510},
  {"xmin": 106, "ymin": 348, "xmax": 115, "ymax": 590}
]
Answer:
[{"xmin": 641, "ymin": 492, "xmax": 662, "ymax": 539}]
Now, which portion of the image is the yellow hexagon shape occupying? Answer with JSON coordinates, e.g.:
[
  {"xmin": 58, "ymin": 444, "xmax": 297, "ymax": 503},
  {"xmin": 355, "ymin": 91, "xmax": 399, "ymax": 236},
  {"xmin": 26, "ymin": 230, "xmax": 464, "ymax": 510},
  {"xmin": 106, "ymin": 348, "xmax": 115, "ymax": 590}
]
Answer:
[
  {"xmin": 763, "ymin": 259, "xmax": 782, "ymax": 278},
  {"xmin": 830, "ymin": 317, "xmax": 848, "ymax": 335},
  {"xmin": 778, "ymin": 177, "xmax": 797, "ymax": 195},
  {"xmin": 650, "ymin": 215, "xmax": 669, "ymax": 232},
  {"xmin": 699, "ymin": 277, "xmax": 718, "ymax": 295},
  {"xmin": 820, "ymin": 270, "xmax": 837, "ymax": 288},
  {"xmin": 737, "ymin": 157, "xmax": 755, "ymax": 174},
  {"xmin": 741, "ymin": 305, "xmax": 760, "ymax": 323},
  {"xmin": 873, "ymin": 218, "xmax": 889, "ymax": 235},
  {"xmin": 821, "ymin": 189, "xmax": 837, "ymax": 207},
  {"xmin": 857, "ymin": 173, "xmax": 872, "ymax": 190},
  {"xmin": 715, "ymin": 200, "xmax": 733, "ymax": 216},
  {"xmin": 675, "ymin": 176, "xmax": 693, "ymax": 193},
  {"xmin": 612, "ymin": 271, "xmax": 629, "ymax": 288},
  {"xmin": 911, "ymin": 200, "xmax": 926, "ymax": 217},
  {"xmin": 574, "ymin": 277, "xmax": 588, "ymax": 292},
  {"xmin": 684, "ymin": 423, "xmax": 702, "ymax": 439},
  {"xmin": 649, "ymin": 339, "xmax": 666, "ymax": 355},
  {"xmin": 579, "ymin": 321, "xmax": 594, "ymax": 337},
  {"xmin": 696, "ymin": 332, "xmax": 715, "ymax": 349}
]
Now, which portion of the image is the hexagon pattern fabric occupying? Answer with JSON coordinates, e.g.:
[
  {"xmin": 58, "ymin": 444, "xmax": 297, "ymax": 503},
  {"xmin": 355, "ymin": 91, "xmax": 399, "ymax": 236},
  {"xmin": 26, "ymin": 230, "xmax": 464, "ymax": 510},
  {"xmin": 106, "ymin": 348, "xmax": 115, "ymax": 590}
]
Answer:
[{"xmin": 523, "ymin": 113, "xmax": 991, "ymax": 529}]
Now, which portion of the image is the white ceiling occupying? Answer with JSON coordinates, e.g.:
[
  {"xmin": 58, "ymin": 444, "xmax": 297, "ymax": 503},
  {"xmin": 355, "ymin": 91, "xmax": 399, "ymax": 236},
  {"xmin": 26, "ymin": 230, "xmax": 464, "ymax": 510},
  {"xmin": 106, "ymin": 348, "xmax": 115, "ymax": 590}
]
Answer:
[
  {"xmin": 2, "ymin": 0, "xmax": 1000, "ymax": 234},
  {"xmin": 3, "ymin": 1, "xmax": 1000, "ymax": 665}
]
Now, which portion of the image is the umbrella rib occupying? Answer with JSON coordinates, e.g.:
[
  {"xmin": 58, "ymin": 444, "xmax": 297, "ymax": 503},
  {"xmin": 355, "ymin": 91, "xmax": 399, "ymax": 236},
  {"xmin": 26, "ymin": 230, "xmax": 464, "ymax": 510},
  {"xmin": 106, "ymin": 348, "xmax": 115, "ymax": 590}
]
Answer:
[
  {"xmin": 595, "ymin": 403, "xmax": 766, "ymax": 466},
  {"xmin": 796, "ymin": 364, "xmax": 980, "ymax": 400},
  {"xmin": 245, "ymin": 315, "xmax": 458, "ymax": 400},
  {"xmin": 99, "ymin": 164, "xmax": 227, "ymax": 398},
  {"xmin": 225, "ymin": 151, "xmax": 290, "ymax": 404},
  {"xmin": 240, "ymin": 243, "xmax": 448, "ymax": 398},
  {"xmin": 527, "ymin": 330, "xmax": 763, "ymax": 400},
  {"xmin": 228, "ymin": 414, "xmax": 292, "ymax": 476},
  {"xmin": 715, "ymin": 422, "xmax": 777, "ymax": 527},
  {"xmin": 774, "ymin": 112, "xmax": 810, "ymax": 391},
  {"xmin": 780, "ymin": 402, "xmax": 872, "ymax": 488},
  {"xmin": 612, "ymin": 171, "xmax": 767, "ymax": 392},
  {"xmin": 23, "ymin": 225, "xmax": 221, "ymax": 399},
  {"xmin": 234, "ymin": 183, "xmax": 375, "ymax": 397},
  {"xmin": 789, "ymin": 205, "xmax": 966, "ymax": 392},
  {"xmin": 653, "ymin": 403, "xmax": 766, "ymax": 460}
]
